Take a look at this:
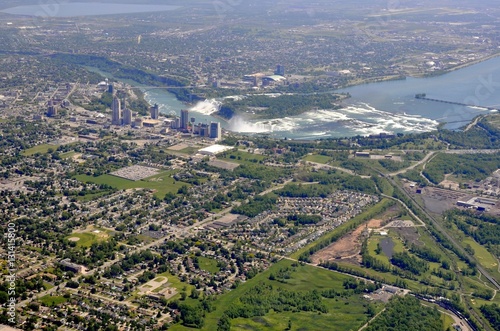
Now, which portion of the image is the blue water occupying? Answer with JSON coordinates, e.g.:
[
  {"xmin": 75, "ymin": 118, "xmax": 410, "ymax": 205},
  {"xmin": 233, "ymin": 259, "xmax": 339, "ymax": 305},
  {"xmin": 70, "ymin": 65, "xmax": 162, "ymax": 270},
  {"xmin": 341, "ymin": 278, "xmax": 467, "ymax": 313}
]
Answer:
[
  {"xmin": 87, "ymin": 56, "xmax": 500, "ymax": 139},
  {"xmin": 1, "ymin": 3, "xmax": 180, "ymax": 17},
  {"xmin": 339, "ymin": 58, "xmax": 500, "ymax": 130}
]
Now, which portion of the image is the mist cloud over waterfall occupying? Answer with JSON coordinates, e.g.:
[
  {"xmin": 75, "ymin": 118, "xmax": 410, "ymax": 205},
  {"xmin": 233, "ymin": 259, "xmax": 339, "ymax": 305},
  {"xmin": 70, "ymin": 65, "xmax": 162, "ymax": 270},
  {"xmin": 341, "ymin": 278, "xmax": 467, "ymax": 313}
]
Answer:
[{"xmin": 189, "ymin": 99, "xmax": 221, "ymax": 115}]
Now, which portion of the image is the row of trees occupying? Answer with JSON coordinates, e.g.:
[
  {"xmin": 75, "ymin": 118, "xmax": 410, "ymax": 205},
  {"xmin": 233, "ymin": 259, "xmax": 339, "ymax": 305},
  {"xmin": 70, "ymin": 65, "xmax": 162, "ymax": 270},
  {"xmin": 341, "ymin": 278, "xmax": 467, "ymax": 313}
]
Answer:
[
  {"xmin": 232, "ymin": 195, "xmax": 277, "ymax": 217},
  {"xmin": 423, "ymin": 153, "xmax": 500, "ymax": 184},
  {"xmin": 480, "ymin": 303, "xmax": 500, "ymax": 330},
  {"xmin": 390, "ymin": 252, "xmax": 429, "ymax": 276},
  {"xmin": 296, "ymin": 169, "xmax": 377, "ymax": 194},
  {"xmin": 217, "ymin": 282, "xmax": 328, "ymax": 330},
  {"xmin": 365, "ymin": 296, "xmax": 443, "ymax": 331},
  {"xmin": 299, "ymin": 200, "xmax": 394, "ymax": 262}
]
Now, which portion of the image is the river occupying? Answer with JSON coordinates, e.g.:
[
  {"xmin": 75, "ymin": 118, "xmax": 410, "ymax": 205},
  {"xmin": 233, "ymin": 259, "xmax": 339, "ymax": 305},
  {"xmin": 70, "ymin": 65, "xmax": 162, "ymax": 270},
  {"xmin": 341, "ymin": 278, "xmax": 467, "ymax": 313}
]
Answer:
[{"xmin": 88, "ymin": 55, "xmax": 500, "ymax": 140}]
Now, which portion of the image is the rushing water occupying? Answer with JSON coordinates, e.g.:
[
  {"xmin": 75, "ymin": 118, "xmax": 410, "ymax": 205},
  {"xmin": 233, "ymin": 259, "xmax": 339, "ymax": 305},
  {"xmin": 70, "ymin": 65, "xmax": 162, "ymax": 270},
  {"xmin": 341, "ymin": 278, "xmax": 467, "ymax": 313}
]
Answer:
[
  {"xmin": 1, "ymin": 3, "xmax": 180, "ymax": 17},
  {"xmin": 87, "ymin": 56, "xmax": 500, "ymax": 139}
]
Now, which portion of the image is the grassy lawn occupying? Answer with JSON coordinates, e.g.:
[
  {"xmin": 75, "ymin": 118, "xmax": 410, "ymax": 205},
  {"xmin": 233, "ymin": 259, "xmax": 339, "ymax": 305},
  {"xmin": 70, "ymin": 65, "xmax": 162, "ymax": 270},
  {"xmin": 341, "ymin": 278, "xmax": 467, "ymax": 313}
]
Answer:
[
  {"xmin": 66, "ymin": 232, "xmax": 106, "ymax": 247},
  {"xmin": 66, "ymin": 227, "xmax": 112, "ymax": 247},
  {"xmin": 440, "ymin": 309, "xmax": 456, "ymax": 330},
  {"xmin": 303, "ymin": 154, "xmax": 331, "ymax": 164},
  {"xmin": 462, "ymin": 275, "xmax": 495, "ymax": 296},
  {"xmin": 76, "ymin": 190, "xmax": 113, "ymax": 202},
  {"xmin": 365, "ymin": 230, "xmax": 455, "ymax": 289},
  {"xmin": 156, "ymin": 271, "xmax": 195, "ymax": 300},
  {"xmin": 219, "ymin": 150, "xmax": 266, "ymax": 165},
  {"xmin": 60, "ymin": 151, "xmax": 76, "ymax": 159},
  {"xmin": 463, "ymin": 239, "xmax": 499, "ymax": 276},
  {"xmin": 197, "ymin": 256, "xmax": 220, "ymax": 274},
  {"xmin": 367, "ymin": 232, "xmax": 405, "ymax": 265},
  {"xmin": 334, "ymin": 261, "xmax": 426, "ymax": 292},
  {"xmin": 39, "ymin": 295, "xmax": 68, "ymax": 307},
  {"xmin": 485, "ymin": 113, "xmax": 500, "ymax": 129},
  {"xmin": 43, "ymin": 282, "xmax": 54, "ymax": 290},
  {"xmin": 22, "ymin": 144, "xmax": 58, "ymax": 156},
  {"xmin": 178, "ymin": 146, "xmax": 200, "ymax": 154},
  {"xmin": 169, "ymin": 259, "xmax": 380, "ymax": 331},
  {"xmin": 74, "ymin": 171, "xmax": 189, "ymax": 198}
]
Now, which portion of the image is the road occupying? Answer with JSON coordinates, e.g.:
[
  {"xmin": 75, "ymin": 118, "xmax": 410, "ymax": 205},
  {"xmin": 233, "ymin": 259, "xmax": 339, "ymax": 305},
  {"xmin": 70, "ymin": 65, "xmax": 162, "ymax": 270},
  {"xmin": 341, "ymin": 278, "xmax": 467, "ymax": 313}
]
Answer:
[
  {"xmin": 380, "ymin": 194, "xmax": 426, "ymax": 226},
  {"xmin": 305, "ymin": 161, "xmax": 371, "ymax": 178},
  {"xmin": 18, "ymin": 179, "xmax": 295, "ymax": 308},
  {"xmin": 388, "ymin": 151, "xmax": 435, "ymax": 176},
  {"xmin": 387, "ymin": 149, "xmax": 500, "ymax": 177},
  {"xmin": 420, "ymin": 302, "xmax": 471, "ymax": 331},
  {"xmin": 358, "ymin": 308, "xmax": 386, "ymax": 331},
  {"xmin": 464, "ymin": 115, "xmax": 485, "ymax": 132},
  {"xmin": 384, "ymin": 175, "xmax": 500, "ymax": 291}
]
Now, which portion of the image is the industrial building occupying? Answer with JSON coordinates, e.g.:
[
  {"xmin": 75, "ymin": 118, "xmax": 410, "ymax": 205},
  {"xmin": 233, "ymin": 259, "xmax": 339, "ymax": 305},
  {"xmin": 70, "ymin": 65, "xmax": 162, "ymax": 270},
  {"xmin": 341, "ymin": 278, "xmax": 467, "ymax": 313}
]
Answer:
[
  {"xmin": 261, "ymin": 75, "xmax": 286, "ymax": 86},
  {"xmin": 198, "ymin": 144, "xmax": 233, "ymax": 156}
]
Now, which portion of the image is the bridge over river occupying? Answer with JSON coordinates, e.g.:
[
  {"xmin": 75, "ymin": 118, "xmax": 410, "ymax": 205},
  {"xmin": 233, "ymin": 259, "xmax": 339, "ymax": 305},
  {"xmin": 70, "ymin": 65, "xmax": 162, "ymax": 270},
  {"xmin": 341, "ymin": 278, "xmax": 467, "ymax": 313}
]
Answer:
[{"xmin": 415, "ymin": 93, "xmax": 500, "ymax": 111}]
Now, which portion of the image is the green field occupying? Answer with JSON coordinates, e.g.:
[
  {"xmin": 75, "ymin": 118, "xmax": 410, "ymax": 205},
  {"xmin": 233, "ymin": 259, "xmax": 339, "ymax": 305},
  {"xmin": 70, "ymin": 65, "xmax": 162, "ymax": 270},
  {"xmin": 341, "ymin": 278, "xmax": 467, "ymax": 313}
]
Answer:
[
  {"xmin": 303, "ymin": 154, "xmax": 331, "ymax": 164},
  {"xmin": 153, "ymin": 271, "xmax": 195, "ymax": 299},
  {"xmin": 463, "ymin": 239, "xmax": 499, "ymax": 276},
  {"xmin": 367, "ymin": 232, "xmax": 405, "ymax": 265},
  {"xmin": 170, "ymin": 259, "xmax": 380, "ymax": 331},
  {"xmin": 197, "ymin": 256, "xmax": 220, "ymax": 274},
  {"xmin": 39, "ymin": 295, "xmax": 68, "ymax": 307},
  {"xmin": 75, "ymin": 171, "xmax": 188, "ymax": 198},
  {"xmin": 66, "ymin": 231, "xmax": 108, "ymax": 247},
  {"xmin": 66, "ymin": 227, "xmax": 112, "ymax": 247},
  {"xmin": 441, "ymin": 311, "xmax": 456, "ymax": 330},
  {"xmin": 60, "ymin": 151, "xmax": 76, "ymax": 159},
  {"xmin": 178, "ymin": 146, "xmax": 201, "ymax": 154},
  {"xmin": 22, "ymin": 144, "xmax": 58, "ymax": 156},
  {"xmin": 43, "ymin": 282, "xmax": 54, "ymax": 290},
  {"xmin": 76, "ymin": 190, "xmax": 113, "ymax": 202},
  {"xmin": 219, "ymin": 150, "xmax": 266, "ymax": 165}
]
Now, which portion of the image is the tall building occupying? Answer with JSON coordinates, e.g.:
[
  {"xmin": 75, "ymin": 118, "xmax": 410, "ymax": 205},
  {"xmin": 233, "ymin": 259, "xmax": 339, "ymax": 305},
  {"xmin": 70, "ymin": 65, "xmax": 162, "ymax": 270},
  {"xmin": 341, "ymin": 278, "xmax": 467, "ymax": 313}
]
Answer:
[
  {"xmin": 275, "ymin": 64, "xmax": 285, "ymax": 76},
  {"xmin": 47, "ymin": 99, "xmax": 57, "ymax": 117},
  {"xmin": 180, "ymin": 109, "xmax": 189, "ymax": 130},
  {"xmin": 173, "ymin": 117, "xmax": 181, "ymax": 129},
  {"xmin": 150, "ymin": 103, "xmax": 159, "ymax": 119},
  {"xmin": 199, "ymin": 123, "xmax": 209, "ymax": 137},
  {"xmin": 108, "ymin": 84, "xmax": 114, "ymax": 94},
  {"xmin": 209, "ymin": 122, "xmax": 221, "ymax": 141},
  {"xmin": 111, "ymin": 96, "xmax": 122, "ymax": 125},
  {"xmin": 123, "ymin": 105, "xmax": 132, "ymax": 125}
]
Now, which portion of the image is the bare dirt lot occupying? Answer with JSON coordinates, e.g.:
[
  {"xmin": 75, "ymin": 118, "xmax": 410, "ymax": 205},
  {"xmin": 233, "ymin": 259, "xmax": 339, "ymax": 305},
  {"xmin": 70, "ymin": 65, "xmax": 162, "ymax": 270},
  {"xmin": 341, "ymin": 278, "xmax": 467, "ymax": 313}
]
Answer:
[
  {"xmin": 311, "ymin": 218, "xmax": 384, "ymax": 265},
  {"xmin": 418, "ymin": 187, "xmax": 469, "ymax": 214}
]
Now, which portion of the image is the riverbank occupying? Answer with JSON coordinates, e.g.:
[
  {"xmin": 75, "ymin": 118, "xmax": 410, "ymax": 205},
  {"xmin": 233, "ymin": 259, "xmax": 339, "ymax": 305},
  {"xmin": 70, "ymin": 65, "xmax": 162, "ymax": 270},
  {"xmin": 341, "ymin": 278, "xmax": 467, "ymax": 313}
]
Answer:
[
  {"xmin": 78, "ymin": 53, "xmax": 500, "ymax": 139},
  {"xmin": 419, "ymin": 52, "xmax": 500, "ymax": 78}
]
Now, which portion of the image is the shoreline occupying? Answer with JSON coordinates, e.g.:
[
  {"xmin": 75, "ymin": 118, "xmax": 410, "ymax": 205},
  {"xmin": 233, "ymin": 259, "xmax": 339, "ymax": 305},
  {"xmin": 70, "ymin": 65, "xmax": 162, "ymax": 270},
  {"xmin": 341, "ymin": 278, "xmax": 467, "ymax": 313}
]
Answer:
[
  {"xmin": 334, "ymin": 52, "xmax": 500, "ymax": 90},
  {"xmin": 133, "ymin": 55, "xmax": 500, "ymax": 140}
]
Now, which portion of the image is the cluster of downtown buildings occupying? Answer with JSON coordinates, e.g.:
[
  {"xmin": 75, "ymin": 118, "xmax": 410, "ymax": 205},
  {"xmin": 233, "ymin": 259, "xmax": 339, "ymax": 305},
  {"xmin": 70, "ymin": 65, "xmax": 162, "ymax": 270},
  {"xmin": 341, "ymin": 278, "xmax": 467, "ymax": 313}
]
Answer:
[{"xmin": 109, "ymin": 86, "xmax": 222, "ymax": 141}]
